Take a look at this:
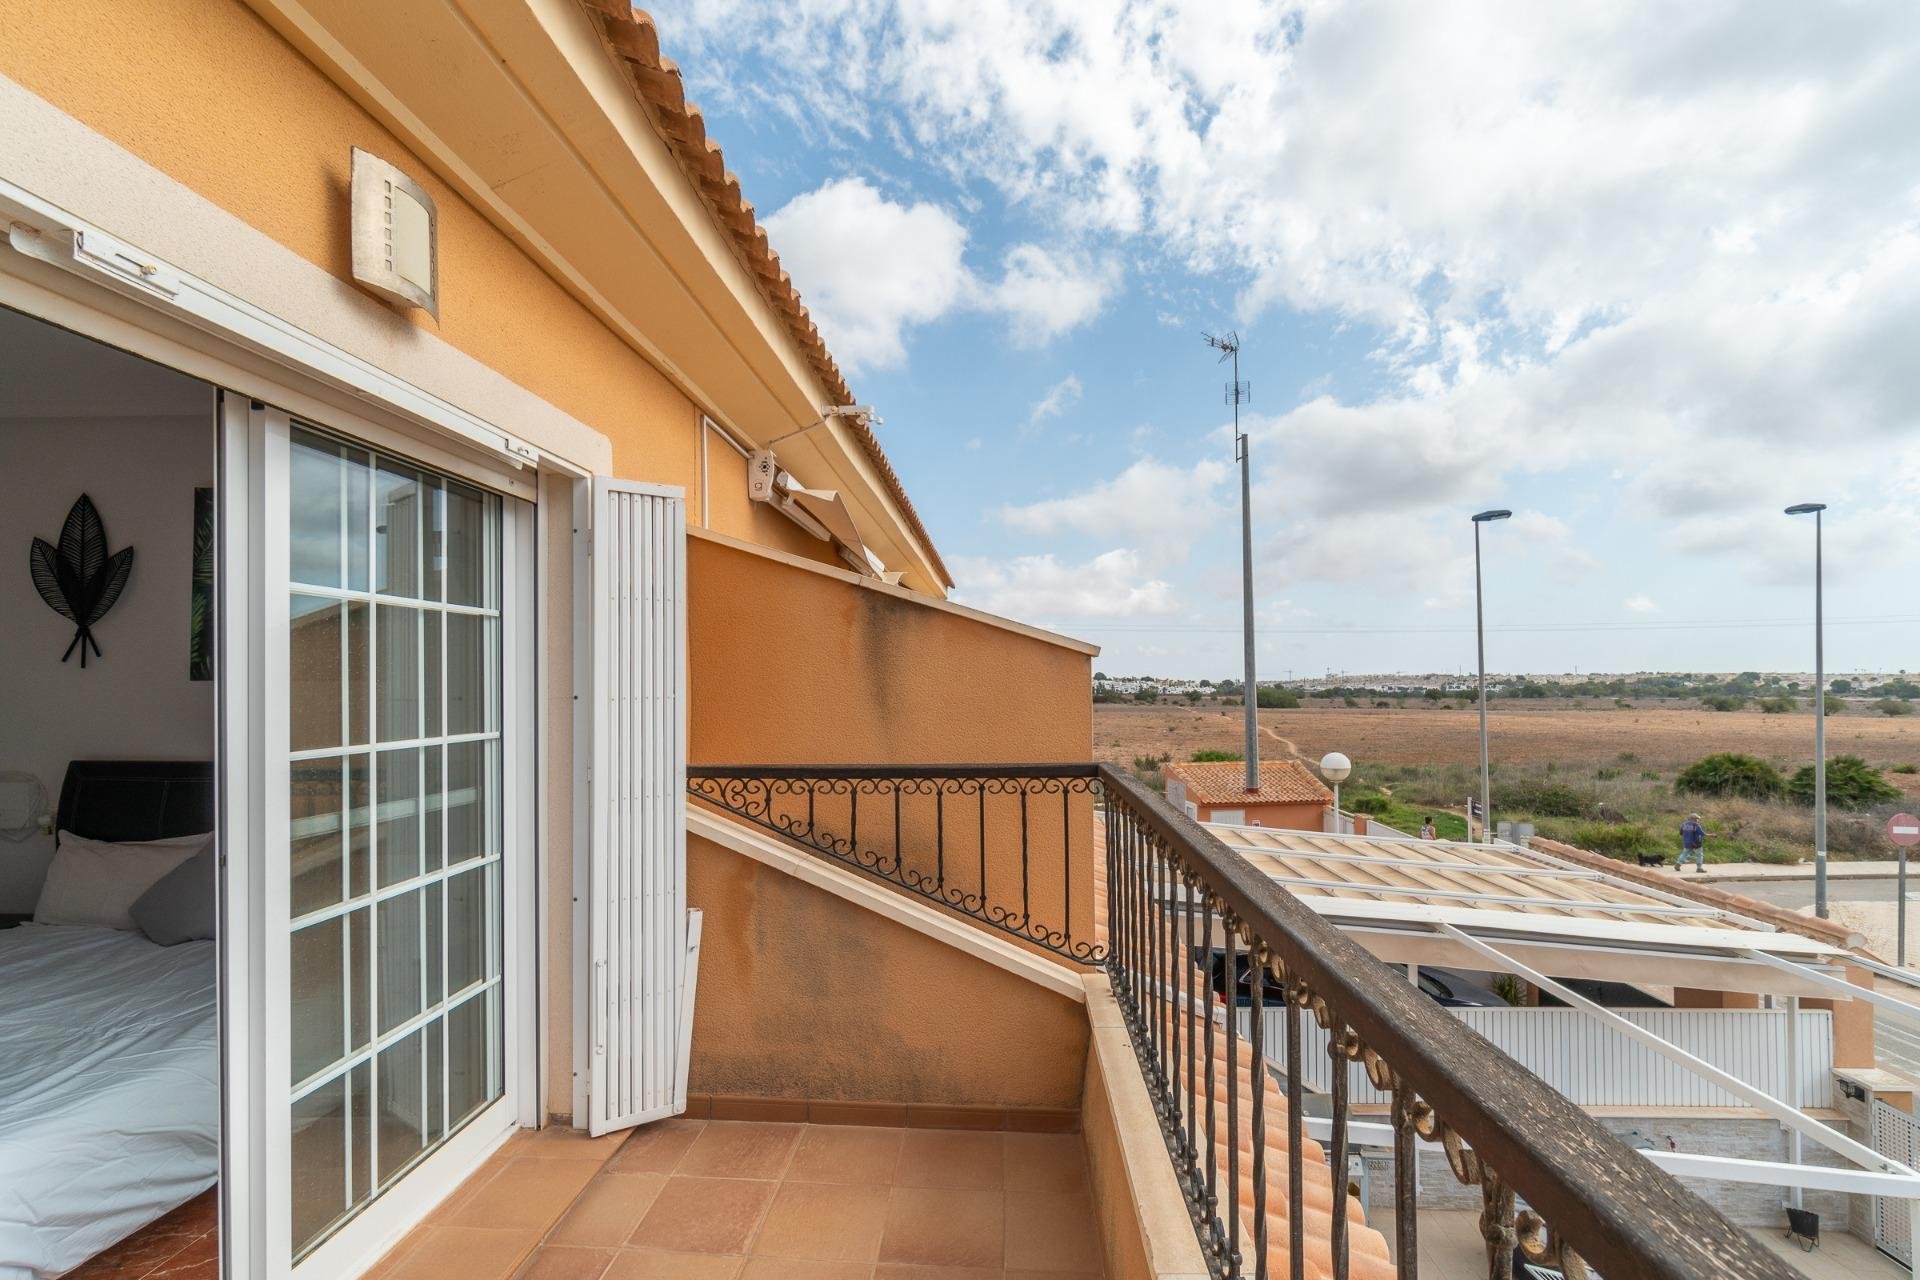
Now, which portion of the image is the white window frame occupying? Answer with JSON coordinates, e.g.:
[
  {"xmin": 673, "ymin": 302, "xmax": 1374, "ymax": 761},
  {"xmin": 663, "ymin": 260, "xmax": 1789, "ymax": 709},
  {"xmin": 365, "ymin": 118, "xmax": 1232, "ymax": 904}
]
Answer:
[
  {"xmin": 257, "ymin": 406, "xmax": 540, "ymax": 1280},
  {"xmin": 0, "ymin": 241, "xmax": 545, "ymax": 1280}
]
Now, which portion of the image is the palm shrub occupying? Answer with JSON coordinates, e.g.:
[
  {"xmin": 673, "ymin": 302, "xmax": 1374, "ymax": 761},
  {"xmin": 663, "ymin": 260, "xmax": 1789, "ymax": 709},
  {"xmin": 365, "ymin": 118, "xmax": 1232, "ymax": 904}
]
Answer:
[
  {"xmin": 1675, "ymin": 753, "xmax": 1785, "ymax": 801},
  {"xmin": 1788, "ymin": 755, "xmax": 1900, "ymax": 809}
]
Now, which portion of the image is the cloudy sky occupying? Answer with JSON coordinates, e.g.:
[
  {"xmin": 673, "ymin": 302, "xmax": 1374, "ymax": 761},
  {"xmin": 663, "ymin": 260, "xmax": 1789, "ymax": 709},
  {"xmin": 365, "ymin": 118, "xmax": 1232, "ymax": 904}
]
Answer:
[{"xmin": 651, "ymin": 0, "xmax": 1920, "ymax": 679}]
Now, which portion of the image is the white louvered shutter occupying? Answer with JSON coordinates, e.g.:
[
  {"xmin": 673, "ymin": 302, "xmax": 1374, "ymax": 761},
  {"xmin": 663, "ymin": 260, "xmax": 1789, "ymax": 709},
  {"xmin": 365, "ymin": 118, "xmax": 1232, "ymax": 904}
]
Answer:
[{"xmin": 587, "ymin": 478, "xmax": 700, "ymax": 1135}]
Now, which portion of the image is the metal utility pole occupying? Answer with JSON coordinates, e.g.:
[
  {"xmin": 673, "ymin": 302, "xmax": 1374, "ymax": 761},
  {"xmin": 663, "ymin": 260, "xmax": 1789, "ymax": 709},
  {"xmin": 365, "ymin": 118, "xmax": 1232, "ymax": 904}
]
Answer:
[
  {"xmin": 1787, "ymin": 503, "xmax": 1829, "ymax": 916},
  {"xmin": 1472, "ymin": 509, "xmax": 1512, "ymax": 842},
  {"xmin": 1205, "ymin": 331, "xmax": 1258, "ymax": 792}
]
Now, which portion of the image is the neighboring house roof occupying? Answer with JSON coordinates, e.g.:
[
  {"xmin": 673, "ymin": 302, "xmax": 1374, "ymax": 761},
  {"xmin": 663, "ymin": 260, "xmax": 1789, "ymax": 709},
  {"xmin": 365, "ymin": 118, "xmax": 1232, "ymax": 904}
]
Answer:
[
  {"xmin": 1165, "ymin": 760, "xmax": 1332, "ymax": 806},
  {"xmin": 1204, "ymin": 825, "xmax": 1845, "ymax": 997},
  {"xmin": 578, "ymin": 1, "xmax": 953, "ymax": 589}
]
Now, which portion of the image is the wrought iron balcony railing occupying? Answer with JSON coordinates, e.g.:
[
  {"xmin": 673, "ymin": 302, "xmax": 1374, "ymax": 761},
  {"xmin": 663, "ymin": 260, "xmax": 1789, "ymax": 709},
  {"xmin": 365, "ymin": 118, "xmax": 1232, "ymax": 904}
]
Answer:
[
  {"xmin": 690, "ymin": 763, "xmax": 1800, "ymax": 1280},
  {"xmin": 687, "ymin": 763, "xmax": 1106, "ymax": 965}
]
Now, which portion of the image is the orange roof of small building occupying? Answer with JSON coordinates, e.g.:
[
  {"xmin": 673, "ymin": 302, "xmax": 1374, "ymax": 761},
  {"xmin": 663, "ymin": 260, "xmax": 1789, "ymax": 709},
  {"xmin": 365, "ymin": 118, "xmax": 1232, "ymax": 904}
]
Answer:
[{"xmin": 1164, "ymin": 759, "xmax": 1332, "ymax": 806}]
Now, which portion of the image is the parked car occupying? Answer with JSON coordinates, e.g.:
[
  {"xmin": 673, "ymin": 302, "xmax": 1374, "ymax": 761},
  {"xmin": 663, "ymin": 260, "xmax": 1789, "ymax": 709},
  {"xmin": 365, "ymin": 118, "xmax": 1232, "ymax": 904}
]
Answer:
[
  {"xmin": 1201, "ymin": 951, "xmax": 1510, "ymax": 1010},
  {"xmin": 1407, "ymin": 966, "xmax": 1509, "ymax": 1008}
]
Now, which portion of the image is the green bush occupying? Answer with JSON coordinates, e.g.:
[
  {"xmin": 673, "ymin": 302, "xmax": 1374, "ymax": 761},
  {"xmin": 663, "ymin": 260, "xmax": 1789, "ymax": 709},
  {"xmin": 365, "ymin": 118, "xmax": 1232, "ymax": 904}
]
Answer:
[
  {"xmin": 1876, "ymin": 699, "xmax": 1914, "ymax": 717},
  {"xmin": 1256, "ymin": 686, "xmax": 1301, "ymax": 709},
  {"xmin": 1343, "ymin": 695, "xmax": 1360, "ymax": 708},
  {"xmin": 1700, "ymin": 694, "xmax": 1747, "ymax": 712},
  {"xmin": 1190, "ymin": 749, "xmax": 1242, "ymax": 763},
  {"xmin": 1788, "ymin": 755, "xmax": 1901, "ymax": 809},
  {"xmin": 1495, "ymin": 778, "xmax": 1590, "ymax": 818},
  {"xmin": 1894, "ymin": 763, "xmax": 1919, "ymax": 775},
  {"xmin": 1347, "ymin": 795, "xmax": 1391, "ymax": 815},
  {"xmin": 1824, "ymin": 694, "xmax": 1846, "ymax": 715},
  {"xmin": 1758, "ymin": 696, "xmax": 1797, "ymax": 714},
  {"xmin": 1675, "ymin": 753, "xmax": 1786, "ymax": 800},
  {"xmin": 1567, "ymin": 822, "xmax": 1667, "ymax": 858}
]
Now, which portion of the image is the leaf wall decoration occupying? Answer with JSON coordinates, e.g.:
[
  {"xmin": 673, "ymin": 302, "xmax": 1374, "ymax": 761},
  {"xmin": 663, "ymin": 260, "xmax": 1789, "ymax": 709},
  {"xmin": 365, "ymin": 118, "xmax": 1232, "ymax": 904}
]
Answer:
[{"xmin": 28, "ymin": 494, "xmax": 134, "ymax": 667}]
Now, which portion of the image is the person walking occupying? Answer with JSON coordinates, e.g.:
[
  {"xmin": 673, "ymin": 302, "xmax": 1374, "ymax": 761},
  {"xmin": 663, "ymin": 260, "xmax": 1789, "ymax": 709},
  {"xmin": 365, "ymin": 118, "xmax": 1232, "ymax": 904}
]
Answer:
[
  {"xmin": 1421, "ymin": 817, "xmax": 1438, "ymax": 841},
  {"xmin": 1678, "ymin": 813, "xmax": 1707, "ymax": 871}
]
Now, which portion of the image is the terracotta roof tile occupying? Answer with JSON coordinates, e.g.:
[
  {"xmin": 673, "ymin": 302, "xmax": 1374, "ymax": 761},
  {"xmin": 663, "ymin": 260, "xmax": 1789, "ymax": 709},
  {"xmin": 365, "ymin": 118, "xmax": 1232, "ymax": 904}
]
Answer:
[
  {"xmin": 1165, "ymin": 760, "xmax": 1332, "ymax": 806},
  {"xmin": 577, "ymin": 1, "xmax": 952, "ymax": 588}
]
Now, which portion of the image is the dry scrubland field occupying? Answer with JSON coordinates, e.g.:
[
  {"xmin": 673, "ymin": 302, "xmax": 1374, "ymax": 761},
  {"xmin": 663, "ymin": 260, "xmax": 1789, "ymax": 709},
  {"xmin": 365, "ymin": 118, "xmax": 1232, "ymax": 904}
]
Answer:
[
  {"xmin": 1097, "ymin": 701, "xmax": 1920, "ymax": 861},
  {"xmin": 1096, "ymin": 702, "xmax": 1920, "ymax": 781}
]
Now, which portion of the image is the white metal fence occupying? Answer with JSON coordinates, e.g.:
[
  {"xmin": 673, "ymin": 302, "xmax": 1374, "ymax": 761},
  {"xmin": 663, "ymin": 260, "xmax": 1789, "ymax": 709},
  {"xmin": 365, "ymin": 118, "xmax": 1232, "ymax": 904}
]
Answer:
[
  {"xmin": 1243, "ymin": 1006, "xmax": 1833, "ymax": 1109},
  {"xmin": 1873, "ymin": 1098, "xmax": 1920, "ymax": 1263}
]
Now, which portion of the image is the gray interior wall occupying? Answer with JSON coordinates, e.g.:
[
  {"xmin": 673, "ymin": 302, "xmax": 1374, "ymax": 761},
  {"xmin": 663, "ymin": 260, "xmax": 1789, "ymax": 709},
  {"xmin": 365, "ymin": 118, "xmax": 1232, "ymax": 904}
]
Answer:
[{"xmin": 0, "ymin": 310, "xmax": 215, "ymax": 911}]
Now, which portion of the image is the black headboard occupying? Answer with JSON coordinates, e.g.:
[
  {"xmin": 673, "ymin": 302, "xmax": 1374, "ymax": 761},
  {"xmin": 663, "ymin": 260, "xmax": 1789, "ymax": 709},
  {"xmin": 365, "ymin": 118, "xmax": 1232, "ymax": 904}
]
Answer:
[{"xmin": 57, "ymin": 761, "xmax": 215, "ymax": 844}]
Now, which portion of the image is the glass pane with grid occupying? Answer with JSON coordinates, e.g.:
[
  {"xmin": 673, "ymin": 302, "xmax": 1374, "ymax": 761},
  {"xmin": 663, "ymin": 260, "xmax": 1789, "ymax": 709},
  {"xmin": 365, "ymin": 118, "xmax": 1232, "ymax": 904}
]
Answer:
[{"xmin": 287, "ymin": 427, "xmax": 504, "ymax": 1261}]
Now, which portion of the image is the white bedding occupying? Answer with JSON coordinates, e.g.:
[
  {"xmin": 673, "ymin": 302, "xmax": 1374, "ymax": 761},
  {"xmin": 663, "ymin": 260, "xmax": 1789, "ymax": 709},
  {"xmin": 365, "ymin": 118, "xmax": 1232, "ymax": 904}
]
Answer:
[{"xmin": 0, "ymin": 925, "xmax": 217, "ymax": 1280}]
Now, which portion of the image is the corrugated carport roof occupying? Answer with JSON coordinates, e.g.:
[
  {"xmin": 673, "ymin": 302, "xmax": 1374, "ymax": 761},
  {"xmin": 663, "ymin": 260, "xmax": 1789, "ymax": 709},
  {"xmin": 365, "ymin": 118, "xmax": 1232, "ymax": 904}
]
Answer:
[{"xmin": 1203, "ymin": 823, "xmax": 1846, "ymax": 997}]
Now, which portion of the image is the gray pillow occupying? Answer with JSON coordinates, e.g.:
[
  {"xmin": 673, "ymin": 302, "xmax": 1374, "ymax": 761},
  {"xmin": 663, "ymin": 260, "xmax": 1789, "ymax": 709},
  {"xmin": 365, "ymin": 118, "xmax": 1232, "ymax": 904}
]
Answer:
[{"xmin": 130, "ymin": 842, "xmax": 217, "ymax": 945}]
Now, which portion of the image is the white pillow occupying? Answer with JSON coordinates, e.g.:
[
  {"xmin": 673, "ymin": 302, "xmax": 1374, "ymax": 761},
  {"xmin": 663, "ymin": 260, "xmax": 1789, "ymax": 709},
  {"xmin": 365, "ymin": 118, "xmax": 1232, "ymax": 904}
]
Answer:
[{"xmin": 34, "ymin": 830, "xmax": 212, "ymax": 931}]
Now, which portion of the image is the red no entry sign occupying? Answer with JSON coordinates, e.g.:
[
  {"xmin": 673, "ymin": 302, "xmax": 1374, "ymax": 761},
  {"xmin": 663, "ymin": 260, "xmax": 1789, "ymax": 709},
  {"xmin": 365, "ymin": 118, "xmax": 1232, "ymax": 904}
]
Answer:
[{"xmin": 1888, "ymin": 813, "xmax": 1920, "ymax": 848}]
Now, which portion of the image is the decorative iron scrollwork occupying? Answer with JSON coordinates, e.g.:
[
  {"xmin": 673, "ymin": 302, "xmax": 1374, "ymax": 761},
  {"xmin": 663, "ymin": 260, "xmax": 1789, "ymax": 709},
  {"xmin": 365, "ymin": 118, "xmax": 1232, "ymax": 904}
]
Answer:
[{"xmin": 688, "ymin": 770, "xmax": 1106, "ymax": 964}]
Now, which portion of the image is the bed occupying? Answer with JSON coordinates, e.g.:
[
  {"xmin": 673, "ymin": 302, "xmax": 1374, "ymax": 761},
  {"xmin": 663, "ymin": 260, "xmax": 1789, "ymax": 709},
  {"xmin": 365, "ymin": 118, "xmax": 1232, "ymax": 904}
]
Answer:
[{"xmin": 0, "ymin": 762, "xmax": 218, "ymax": 1280}]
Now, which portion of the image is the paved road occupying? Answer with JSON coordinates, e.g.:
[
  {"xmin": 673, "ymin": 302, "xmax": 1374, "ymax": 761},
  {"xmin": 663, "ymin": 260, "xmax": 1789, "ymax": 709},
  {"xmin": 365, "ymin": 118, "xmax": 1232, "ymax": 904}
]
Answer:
[{"xmin": 1711, "ymin": 876, "xmax": 1910, "ymax": 909}]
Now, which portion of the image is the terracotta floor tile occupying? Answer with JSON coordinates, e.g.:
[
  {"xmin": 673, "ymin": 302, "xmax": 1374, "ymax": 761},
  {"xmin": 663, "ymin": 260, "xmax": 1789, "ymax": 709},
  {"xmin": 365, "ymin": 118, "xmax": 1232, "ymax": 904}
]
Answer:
[
  {"xmin": 872, "ymin": 1266, "xmax": 1001, "ymax": 1280},
  {"xmin": 896, "ymin": 1131, "xmax": 1005, "ymax": 1190},
  {"xmin": 752, "ymin": 1182, "xmax": 889, "ymax": 1262},
  {"xmin": 1003, "ymin": 1191, "xmax": 1101, "ymax": 1274},
  {"xmin": 603, "ymin": 1248, "xmax": 745, "ymax": 1279},
  {"xmin": 522, "ymin": 1127, "xmax": 636, "ymax": 1161},
  {"xmin": 1003, "ymin": 1134, "xmax": 1088, "ymax": 1195},
  {"xmin": 551, "ymin": 1173, "xmax": 670, "ymax": 1247},
  {"xmin": 787, "ymin": 1126, "xmax": 904, "ymax": 1186},
  {"xmin": 515, "ymin": 1245, "xmax": 619, "ymax": 1280},
  {"xmin": 384, "ymin": 1225, "xmax": 544, "ymax": 1280},
  {"xmin": 738, "ymin": 1259, "xmax": 875, "ymax": 1280},
  {"xmin": 629, "ymin": 1177, "xmax": 776, "ymax": 1254},
  {"xmin": 877, "ymin": 1187, "xmax": 1004, "ymax": 1269},
  {"xmin": 676, "ymin": 1122, "xmax": 802, "ymax": 1181},
  {"xmin": 611, "ymin": 1120, "xmax": 707, "ymax": 1175},
  {"xmin": 450, "ymin": 1157, "xmax": 605, "ymax": 1231}
]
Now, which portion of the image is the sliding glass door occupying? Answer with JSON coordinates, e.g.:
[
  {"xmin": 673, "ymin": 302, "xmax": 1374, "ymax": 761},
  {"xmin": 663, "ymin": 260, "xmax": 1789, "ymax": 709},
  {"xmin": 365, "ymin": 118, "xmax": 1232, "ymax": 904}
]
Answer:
[{"xmin": 282, "ymin": 424, "xmax": 506, "ymax": 1259}]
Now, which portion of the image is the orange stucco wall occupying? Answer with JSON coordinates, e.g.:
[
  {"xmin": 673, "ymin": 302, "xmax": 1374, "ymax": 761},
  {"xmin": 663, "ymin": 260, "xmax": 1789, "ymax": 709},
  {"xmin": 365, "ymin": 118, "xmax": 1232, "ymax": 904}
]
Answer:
[
  {"xmin": 688, "ymin": 535, "xmax": 1092, "ymax": 766},
  {"xmin": 0, "ymin": 0, "xmax": 832, "ymax": 566},
  {"xmin": 1196, "ymin": 800, "xmax": 1326, "ymax": 832},
  {"xmin": 687, "ymin": 835, "xmax": 1088, "ymax": 1108},
  {"xmin": 684, "ymin": 534, "xmax": 1098, "ymax": 1106}
]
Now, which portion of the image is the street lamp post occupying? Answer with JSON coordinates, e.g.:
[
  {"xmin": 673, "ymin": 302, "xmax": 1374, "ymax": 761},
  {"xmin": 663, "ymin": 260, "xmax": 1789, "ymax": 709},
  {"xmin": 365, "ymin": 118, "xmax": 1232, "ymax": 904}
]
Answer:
[
  {"xmin": 1321, "ymin": 752, "xmax": 1352, "ymax": 834},
  {"xmin": 1472, "ymin": 510, "xmax": 1512, "ymax": 843},
  {"xmin": 1786, "ymin": 502, "xmax": 1829, "ymax": 917}
]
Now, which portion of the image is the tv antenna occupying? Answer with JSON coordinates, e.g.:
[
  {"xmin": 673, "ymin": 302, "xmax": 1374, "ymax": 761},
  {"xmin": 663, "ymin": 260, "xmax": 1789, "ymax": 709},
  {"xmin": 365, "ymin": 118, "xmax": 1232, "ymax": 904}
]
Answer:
[{"xmin": 1203, "ymin": 329, "xmax": 1258, "ymax": 790}]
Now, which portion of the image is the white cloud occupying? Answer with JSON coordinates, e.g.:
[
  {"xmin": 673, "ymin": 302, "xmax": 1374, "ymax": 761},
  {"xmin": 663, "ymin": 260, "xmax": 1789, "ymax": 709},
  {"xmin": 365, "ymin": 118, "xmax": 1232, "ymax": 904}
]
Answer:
[
  {"xmin": 764, "ymin": 177, "xmax": 968, "ymax": 373},
  {"xmin": 987, "ymin": 246, "xmax": 1118, "ymax": 345},
  {"xmin": 999, "ymin": 456, "xmax": 1229, "ymax": 563},
  {"xmin": 764, "ymin": 181, "xmax": 1116, "ymax": 373},
  {"xmin": 666, "ymin": 1, "xmax": 1920, "ymax": 639},
  {"xmin": 1624, "ymin": 594, "xmax": 1658, "ymax": 613},
  {"xmin": 951, "ymin": 548, "xmax": 1177, "ymax": 620},
  {"xmin": 1026, "ymin": 374, "xmax": 1083, "ymax": 429}
]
